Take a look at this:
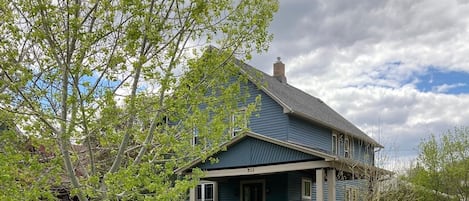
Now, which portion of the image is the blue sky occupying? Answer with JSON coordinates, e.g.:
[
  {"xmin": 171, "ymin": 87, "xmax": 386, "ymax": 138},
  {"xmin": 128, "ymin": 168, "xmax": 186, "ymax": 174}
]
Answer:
[
  {"xmin": 415, "ymin": 67, "xmax": 469, "ymax": 94},
  {"xmin": 249, "ymin": 0, "xmax": 469, "ymax": 170}
]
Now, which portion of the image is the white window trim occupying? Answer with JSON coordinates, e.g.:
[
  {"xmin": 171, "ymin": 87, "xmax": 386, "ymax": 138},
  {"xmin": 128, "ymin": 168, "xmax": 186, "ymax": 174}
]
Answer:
[
  {"xmin": 231, "ymin": 108, "xmax": 247, "ymax": 137},
  {"xmin": 344, "ymin": 136, "xmax": 351, "ymax": 158},
  {"xmin": 191, "ymin": 127, "xmax": 199, "ymax": 146},
  {"xmin": 240, "ymin": 179, "xmax": 265, "ymax": 201},
  {"xmin": 191, "ymin": 181, "xmax": 217, "ymax": 201},
  {"xmin": 301, "ymin": 178, "xmax": 312, "ymax": 200},
  {"xmin": 345, "ymin": 186, "xmax": 359, "ymax": 201},
  {"xmin": 332, "ymin": 132, "xmax": 338, "ymax": 155}
]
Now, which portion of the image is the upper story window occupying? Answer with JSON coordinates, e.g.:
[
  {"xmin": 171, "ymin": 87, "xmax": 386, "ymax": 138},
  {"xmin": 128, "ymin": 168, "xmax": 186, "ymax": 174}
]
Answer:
[
  {"xmin": 332, "ymin": 132, "xmax": 338, "ymax": 155},
  {"xmin": 301, "ymin": 178, "xmax": 312, "ymax": 200},
  {"xmin": 231, "ymin": 108, "xmax": 247, "ymax": 137},
  {"xmin": 195, "ymin": 181, "xmax": 216, "ymax": 201},
  {"xmin": 344, "ymin": 136, "xmax": 352, "ymax": 158}
]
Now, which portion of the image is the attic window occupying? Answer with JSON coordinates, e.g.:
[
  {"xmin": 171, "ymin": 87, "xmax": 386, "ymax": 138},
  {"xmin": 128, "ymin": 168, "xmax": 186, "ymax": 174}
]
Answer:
[{"xmin": 231, "ymin": 108, "xmax": 247, "ymax": 137}]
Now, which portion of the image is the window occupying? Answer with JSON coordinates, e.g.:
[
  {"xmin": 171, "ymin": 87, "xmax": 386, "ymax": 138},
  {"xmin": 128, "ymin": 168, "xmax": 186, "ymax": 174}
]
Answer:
[
  {"xmin": 195, "ymin": 182, "xmax": 216, "ymax": 201},
  {"xmin": 301, "ymin": 178, "xmax": 312, "ymax": 200},
  {"xmin": 231, "ymin": 108, "xmax": 247, "ymax": 137},
  {"xmin": 344, "ymin": 136, "xmax": 352, "ymax": 158},
  {"xmin": 345, "ymin": 186, "xmax": 359, "ymax": 201},
  {"xmin": 332, "ymin": 133, "xmax": 338, "ymax": 155},
  {"xmin": 192, "ymin": 127, "xmax": 199, "ymax": 146}
]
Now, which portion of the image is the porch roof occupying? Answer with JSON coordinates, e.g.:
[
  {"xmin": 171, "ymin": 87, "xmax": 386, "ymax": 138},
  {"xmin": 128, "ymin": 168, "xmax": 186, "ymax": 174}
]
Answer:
[{"xmin": 175, "ymin": 131, "xmax": 338, "ymax": 175}]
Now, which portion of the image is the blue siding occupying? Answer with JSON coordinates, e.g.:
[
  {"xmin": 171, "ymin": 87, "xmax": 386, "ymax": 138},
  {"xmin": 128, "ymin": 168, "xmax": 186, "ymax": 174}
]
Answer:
[
  {"xmin": 198, "ymin": 137, "xmax": 319, "ymax": 170},
  {"xmin": 288, "ymin": 116, "xmax": 332, "ymax": 152},
  {"xmin": 218, "ymin": 178, "xmax": 238, "ymax": 201},
  {"xmin": 352, "ymin": 138, "xmax": 374, "ymax": 164},
  {"xmin": 287, "ymin": 171, "xmax": 314, "ymax": 201},
  {"xmin": 287, "ymin": 172, "xmax": 301, "ymax": 201},
  {"xmin": 217, "ymin": 174, "xmax": 287, "ymax": 201},
  {"xmin": 242, "ymin": 79, "xmax": 377, "ymax": 166},
  {"xmin": 243, "ymin": 81, "xmax": 289, "ymax": 141},
  {"xmin": 312, "ymin": 180, "xmax": 329, "ymax": 201},
  {"xmin": 337, "ymin": 135, "xmax": 375, "ymax": 165}
]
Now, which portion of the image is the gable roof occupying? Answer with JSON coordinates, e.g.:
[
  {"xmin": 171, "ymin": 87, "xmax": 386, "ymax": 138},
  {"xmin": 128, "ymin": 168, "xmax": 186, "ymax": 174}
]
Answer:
[
  {"xmin": 234, "ymin": 59, "xmax": 383, "ymax": 148},
  {"xmin": 175, "ymin": 131, "xmax": 337, "ymax": 174}
]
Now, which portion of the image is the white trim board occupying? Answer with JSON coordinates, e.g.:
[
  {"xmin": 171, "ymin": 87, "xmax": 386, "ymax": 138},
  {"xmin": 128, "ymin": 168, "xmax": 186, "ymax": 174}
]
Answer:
[{"xmin": 203, "ymin": 161, "xmax": 331, "ymax": 178}]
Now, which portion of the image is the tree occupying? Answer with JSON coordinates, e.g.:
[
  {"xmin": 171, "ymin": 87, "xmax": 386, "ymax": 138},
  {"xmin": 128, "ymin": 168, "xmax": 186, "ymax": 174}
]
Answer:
[
  {"xmin": 0, "ymin": 0, "xmax": 278, "ymax": 200},
  {"xmin": 0, "ymin": 110, "xmax": 65, "ymax": 200},
  {"xmin": 406, "ymin": 126, "xmax": 469, "ymax": 201}
]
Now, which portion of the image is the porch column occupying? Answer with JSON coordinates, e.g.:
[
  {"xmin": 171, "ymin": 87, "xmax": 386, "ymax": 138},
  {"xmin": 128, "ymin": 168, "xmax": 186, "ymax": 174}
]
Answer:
[
  {"xmin": 316, "ymin": 168, "xmax": 324, "ymax": 201},
  {"xmin": 189, "ymin": 188, "xmax": 195, "ymax": 201},
  {"xmin": 327, "ymin": 168, "xmax": 336, "ymax": 201}
]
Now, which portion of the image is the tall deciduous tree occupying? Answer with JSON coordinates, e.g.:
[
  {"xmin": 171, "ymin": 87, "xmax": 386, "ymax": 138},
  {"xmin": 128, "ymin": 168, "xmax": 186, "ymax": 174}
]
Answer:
[
  {"xmin": 407, "ymin": 126, "xmax": 469, "ymax": 201},
  {"xmin": 0, "ymin": 0, "xmax": 278, "ymax": 200}
]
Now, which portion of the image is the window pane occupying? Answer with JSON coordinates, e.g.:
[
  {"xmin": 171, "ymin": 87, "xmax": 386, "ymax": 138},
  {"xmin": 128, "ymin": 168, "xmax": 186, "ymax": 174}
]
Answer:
[
  {"xmin": 205, "ymin": 184, "xmax": 213, "ymax": 199},
  {"xmin": 232, "ymin": 109, "xmax": 247, "ymax": 137},
  {"xmin": 344, "ymin": 137, "xmax": 350, "ymax": 158},
  {"xmin": 196, "ymin": 185, "xmax": 202, "ymax": 200},
  {"xmin": 305, "ymin": 182, "xmax": 311, "ymax": 196},
  {"xmin": 302, "ymin": 180, "xmax": 311, "ymax": 197}
]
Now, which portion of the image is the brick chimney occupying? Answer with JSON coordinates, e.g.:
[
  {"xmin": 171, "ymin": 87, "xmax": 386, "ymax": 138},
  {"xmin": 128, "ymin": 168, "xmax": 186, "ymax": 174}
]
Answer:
[{"xmin": 273, "ymin": 57, "xmax": 287, "ymax": 83}]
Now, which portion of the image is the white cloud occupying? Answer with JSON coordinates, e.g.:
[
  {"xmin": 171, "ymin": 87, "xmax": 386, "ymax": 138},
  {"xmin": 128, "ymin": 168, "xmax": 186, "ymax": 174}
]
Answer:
[
  {"xmin": 432, "ymin": 83, "xmax": 466, "ymax": 93},
  {"xmin": 250, "ymin": 0, "xmax": 469, "ymax": 170}
]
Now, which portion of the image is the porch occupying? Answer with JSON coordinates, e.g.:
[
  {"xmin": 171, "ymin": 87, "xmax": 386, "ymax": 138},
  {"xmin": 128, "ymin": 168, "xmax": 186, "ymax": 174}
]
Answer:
[
  {"xmin": 189, "ymin": 163, "xmax": 338, "ymax": 201},
  {"xmin": 177, "ymin": 132, "xmax": 377, "ymax": 201}
]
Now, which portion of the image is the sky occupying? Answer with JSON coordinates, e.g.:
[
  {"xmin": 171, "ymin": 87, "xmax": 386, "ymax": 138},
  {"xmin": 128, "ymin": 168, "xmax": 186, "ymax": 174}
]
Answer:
[{"xmin": 249, "ymin": 0, "xmax": 469, "ymax": 170}]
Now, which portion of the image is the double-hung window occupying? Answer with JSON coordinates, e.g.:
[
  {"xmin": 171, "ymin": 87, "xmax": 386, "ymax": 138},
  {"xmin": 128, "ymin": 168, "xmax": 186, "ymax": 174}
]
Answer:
[
  {"xmin": 301, "ymin": 178, "xmax": 312, "ymax": 200},
  {"xmin": 195, "ymin": 182, "xmax": 216, "ymax": 201},
  {"xmin": 231, "ymin": 108, "xmax": 247, "ymax": 137},
  {"xmin": 332, "ymin": 132, "xmax": 338, "ymax": 155},
  {"xmin": 344, "ymin": 136, "xmax": 352, "ymax": 158}
]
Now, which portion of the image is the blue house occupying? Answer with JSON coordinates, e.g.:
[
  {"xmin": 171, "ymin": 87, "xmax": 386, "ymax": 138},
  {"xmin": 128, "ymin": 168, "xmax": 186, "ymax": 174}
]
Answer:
[{"xmin": 176, "ymin": 57, "xmax": 388, "ymax": 201}]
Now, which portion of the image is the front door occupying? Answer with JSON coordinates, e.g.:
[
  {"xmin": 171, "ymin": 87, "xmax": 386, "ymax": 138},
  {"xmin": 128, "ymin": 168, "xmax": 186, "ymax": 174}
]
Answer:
[{"xmin": 241, "ymin": 182, "xmax": 263, "ymax": 201}]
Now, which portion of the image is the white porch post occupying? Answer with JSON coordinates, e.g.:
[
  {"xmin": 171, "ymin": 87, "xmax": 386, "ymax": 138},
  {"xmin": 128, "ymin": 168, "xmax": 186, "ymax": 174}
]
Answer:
[
  {"xmin": 316, "ymin": 168, "xmax": 324, "ymax": 201},
  {"xmin": 189, "ymin": 187, "xmax": 195, "ymax": 201},
  {"xmin": 327, "ymin": 168, "xmax": 336, "ymax": 201}
]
